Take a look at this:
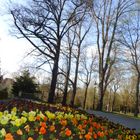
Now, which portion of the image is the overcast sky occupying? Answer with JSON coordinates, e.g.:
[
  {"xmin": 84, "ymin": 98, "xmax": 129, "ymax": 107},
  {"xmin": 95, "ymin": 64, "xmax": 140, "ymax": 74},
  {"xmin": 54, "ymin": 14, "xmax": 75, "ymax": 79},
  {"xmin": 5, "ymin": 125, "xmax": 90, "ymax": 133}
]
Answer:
[{"xmin": 0, "ymin": 0, "xmax": 33, "ymax": 77}]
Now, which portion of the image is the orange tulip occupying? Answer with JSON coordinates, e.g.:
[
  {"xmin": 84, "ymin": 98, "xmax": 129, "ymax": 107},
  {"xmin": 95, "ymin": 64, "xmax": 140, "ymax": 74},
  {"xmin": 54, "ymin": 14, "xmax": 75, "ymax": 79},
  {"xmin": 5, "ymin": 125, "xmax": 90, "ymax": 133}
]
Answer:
[
  {"xmin": 40, "ymin": 122, "xmax": 47, "ymax": 128},
  {"xmin": 100, "ymin": 132, "xmax": 104, "ymax": 137},
  {"xmin": 78, "ymin": 124, "xmax": 83, "ymax": 130},
  {"xmin": 97, "ymin": 131, "xmax": 104, "ymax": 137},
  {"xmin": 88, "ymin": 118, "xmax": 93, "ymax": 124},
  {"xmin": 49, "ymin": 125, "xmax": 55, "ymax": 132},
  {"xmin": 17, "ymin": 129, "xmax": 23, "ymax": 135},
  {"xmin": 24, "ymin": 125, "xmax": 30, "ymax": 132},
  {"xmin": 35, "ymin": 127, "xmax": 39, "ymax": 132},
  {"xmin": 44, "ymin": 116, "xmax": 47, "ymax": 121},
  {"xmin": 93, "ymin": 133, "xmax": 97, "ymax": 139},
  {"xmin": 5, "ymin": 133, "xmax": 14, "ymax": 140},
  {"xmin": 83, "ymin": 124, "xmax": 87, "ymax": 129},
  {"xmin": 105, "ymin": 130, "xmax": 108, "ymax": 136},
  {"xmin": 96, "ymin": 124, "xmax": 101, "ymax": 129},
  {"xmin": 39, "ymin": 127, "xmax": 46, "ymax": 135},
  {"xmin": 109, "ymin": 129, "xmax": 113, "ymax": 134},
  {"xmin": 85, "ymin": 133, "xmax": 91, "ymax": 140},
  {"xmin": 83, "ymin": 120, "xmax": 87, "ymax": 125},
  {"xmin": 93, "ymin": 122, "xmax": 97, "ymax": 127},
  {"xmin": 118, "ymin": 134, "xmax": 122, "ymax": 139},
  {"xmin": 28, "ymin": 137, "xmax": 33, "ymax": 140},
  {"xmin": 36, "ymin": 116, "xmax": 41, "ymax": 121},
  {"xmin": 79, "ymin": 134, "xmax": 83, "ymax": 139},
  {"xmin": 97, "ymin": 131, "xmax": 101, "ymax": 136},
  {"xmin": 72, "ymin": 118, "xmax": 78, "ymax": 125},
  {"xmin": 65, "ymin": 128, "xmax": 72, "ymax": 137},
  {"xmin": 101, "ymin": 126, "xmax": 105, "ymax": 131},
  {"xmin": 60, "ymin": 120, "xmax": 67, "ymax": 126},
  {"xmin": 88, "ymin": 127, "xmax": 93, "ymax": 133}
]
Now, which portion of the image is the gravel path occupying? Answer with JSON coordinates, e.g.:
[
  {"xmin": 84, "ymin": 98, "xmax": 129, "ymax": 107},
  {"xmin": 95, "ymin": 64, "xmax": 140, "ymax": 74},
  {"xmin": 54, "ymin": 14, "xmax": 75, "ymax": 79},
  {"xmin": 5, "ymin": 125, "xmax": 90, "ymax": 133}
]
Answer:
[{"xmin": 86, "ymin": 110, "xmax": 140, "ymax": 133}]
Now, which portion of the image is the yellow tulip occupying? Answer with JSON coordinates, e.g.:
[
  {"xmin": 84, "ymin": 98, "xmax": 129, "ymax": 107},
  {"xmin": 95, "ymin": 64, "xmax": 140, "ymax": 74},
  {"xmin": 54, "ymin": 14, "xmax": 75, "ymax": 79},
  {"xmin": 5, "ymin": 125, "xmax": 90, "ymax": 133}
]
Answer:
[
  {"xmin": 11, "ymin": 107, "xmax": 17, "ymax": 113},
  {"xmin": 0, "ymin": 117, "xmax": 9, "ymax": 125},
  {"xmin": 14, "ymin": 119, "xmax": 22, "ymax": 127},
  {"xmin": 45, "ymin": 111, "xmax": 55, "ymax": 120},
  {"xmin": 0, "ymin": 112, "xmax": 3, "ymax": 118},
  {"xmin": 0, "ymin": 128, "xmax": 6, "ymax": 136},
  {"xmin": 4, "ymin": 110, "xmax": 9, "ymax": 115},
  {"xmin": 6, "ymin": 114, "xmax": 12, "ymax": 120},
  {"xmin": 38, "ymin": 112, "xmax": 45, "ymax": 119},
  {"xmin": 29, "ymin": 111, "xmax": 36, "ymax": 117},
  {"xmin": 11, "ymin": 115, "xmax": 18, "ymax": 121},
  {"xmin": 28, "ymin": 116, "xmax": 35, "ymax": 122},
  {"xmin": 22, "ymin": 111, "xmax": 28, "ymax": 117},
  {"xmin": 21, "ymin": 117, "xmax": 27, "ymax": 124}
]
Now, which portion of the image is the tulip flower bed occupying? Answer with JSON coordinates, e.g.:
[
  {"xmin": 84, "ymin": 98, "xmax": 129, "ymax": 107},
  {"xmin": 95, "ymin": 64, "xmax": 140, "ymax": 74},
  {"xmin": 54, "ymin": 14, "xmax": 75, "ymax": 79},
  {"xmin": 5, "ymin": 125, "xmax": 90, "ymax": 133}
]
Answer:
[{"xmin": 0, "ymin": 99, "xmax": 138, "ymax": 140}]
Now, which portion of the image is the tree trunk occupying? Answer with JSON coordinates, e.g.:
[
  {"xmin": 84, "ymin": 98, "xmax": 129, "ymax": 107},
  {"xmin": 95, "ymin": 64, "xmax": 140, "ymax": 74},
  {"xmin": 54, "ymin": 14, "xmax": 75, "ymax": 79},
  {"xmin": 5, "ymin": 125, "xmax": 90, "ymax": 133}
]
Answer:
[
  {"xmin": 62, "ymin": 48, "xmax": 72, "ymax": 106},
  {"xmin": 71, "ymin": 84, "xmax": 76, "ymax": 106},
  {"xmin": 70, "ymin": 46, "xmax": 80, "ymax": 107},
  {"xmin": 93, "ymin": 87, "xmax": 96, "ymax": 110},
  {"xmin": 62, "ymin": 73, "xmax": 69, "ymax": 105},
  {"xmin": 97, "ymin": 94, "xmax": 104, "ymax": 111},
  {"xmin": 83, "ymin": 85, "xmax": 88, "ymax": 110},
  {"xmin": 108, "ymin": 91, "xmax": 112, "ymax": 112},
  {"xmin": 112, "ymin": 92, "xmax": 116, "ymax": 112},
  {"xmin": 96, "ymin": 78, "xmax": 104, "ymax": 111},
  {"xmin": 48, "ymin": 50, "xmax": 60, "ymax": 103},
  {"xmin": 62, "ymin": 82, "xmax": 68, "ymax": 105},
  {"xmin": 134, "ymin": 74, "xmax": 140, "ymax": 117}
]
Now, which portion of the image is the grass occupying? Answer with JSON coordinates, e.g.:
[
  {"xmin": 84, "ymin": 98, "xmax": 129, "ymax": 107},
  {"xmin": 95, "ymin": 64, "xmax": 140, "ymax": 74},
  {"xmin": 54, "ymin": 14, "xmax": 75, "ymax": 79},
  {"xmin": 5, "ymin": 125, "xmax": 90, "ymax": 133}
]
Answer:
[
  {"xmin": 99, "ymin": 110, "xmax": 140, "ymax": 120},
  {"xmin": 113, "ymin": 111, "xmax": 140, "ymax": 120}
]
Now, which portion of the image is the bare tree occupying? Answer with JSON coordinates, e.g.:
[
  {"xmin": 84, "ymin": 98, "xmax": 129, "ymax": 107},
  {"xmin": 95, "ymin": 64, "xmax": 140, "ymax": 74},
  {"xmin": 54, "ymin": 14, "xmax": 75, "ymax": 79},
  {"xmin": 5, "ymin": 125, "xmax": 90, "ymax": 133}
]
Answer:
[
  {"xmin": 108, "ymin": 67, "xmax": 123, "ymax": 112},
  {"xmin": 70, "ymin": 20, "xmax": 91, "ymax": 106},
  {"xmin": 61, "ymin": 29, "xmax": 76, "ymax": 105},
  {"xmin": 90, "ymin": 0, "xmax": 134, "ymax": 110},
  {"xmin": 10, "ymin": 0, "xmax": 86, "ymax": 103},
  {"xmin": 92, "ymin": 82, "xmax": 98, "ymax": 110},
  {"xmin": 117, "ymin": 10, "xmax": 140, "ymax": 117},
  {"xmin": 120, "ymin": 77, "xmax": 136, "ymax": 114},
  {"xmin": 57, "ymin": 13, "xmax": 90, "ymax": 106},
  {"xmin": 79, "ymin": 51, "xmax": 97, "ymax": 109}
]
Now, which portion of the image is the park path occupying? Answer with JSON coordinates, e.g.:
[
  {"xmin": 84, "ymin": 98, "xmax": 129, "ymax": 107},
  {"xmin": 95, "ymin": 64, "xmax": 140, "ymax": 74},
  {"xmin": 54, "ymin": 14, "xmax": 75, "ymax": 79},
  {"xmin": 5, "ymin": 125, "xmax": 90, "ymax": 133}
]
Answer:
[{"xmin": 86, "ymin": 110, "xmax": 140, "ymax": 133}]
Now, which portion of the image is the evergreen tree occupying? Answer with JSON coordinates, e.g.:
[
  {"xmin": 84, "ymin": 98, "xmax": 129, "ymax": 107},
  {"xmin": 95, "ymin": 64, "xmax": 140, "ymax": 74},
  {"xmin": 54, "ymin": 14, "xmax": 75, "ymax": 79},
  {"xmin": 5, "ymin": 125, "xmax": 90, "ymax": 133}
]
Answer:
[{"xmin": 12, "ymin": 70, "xmax": 38, "ymax": 98}]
